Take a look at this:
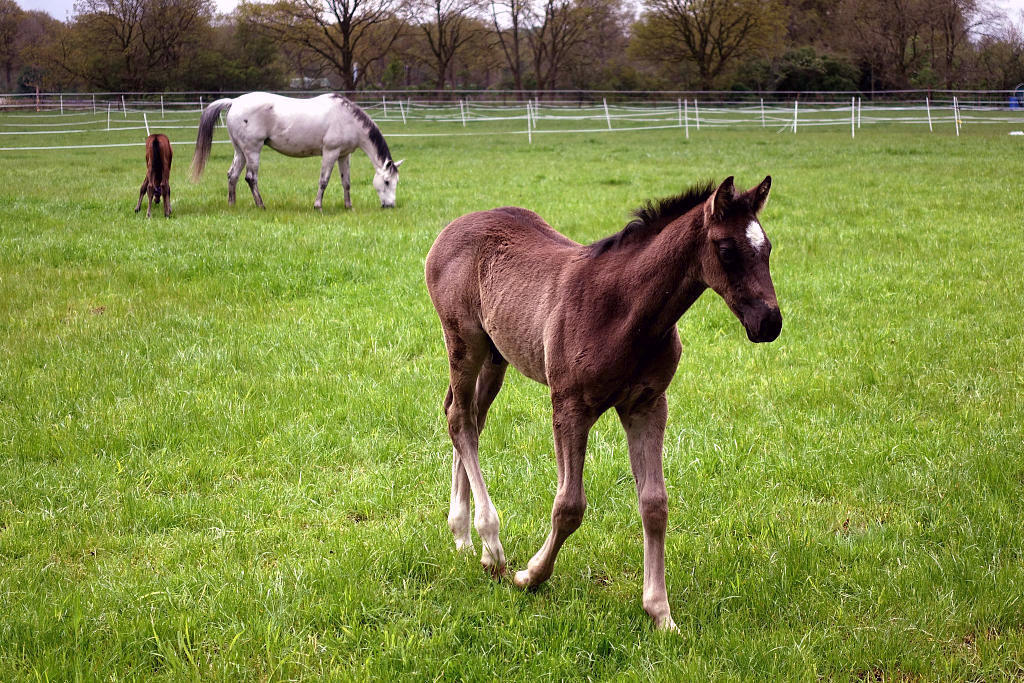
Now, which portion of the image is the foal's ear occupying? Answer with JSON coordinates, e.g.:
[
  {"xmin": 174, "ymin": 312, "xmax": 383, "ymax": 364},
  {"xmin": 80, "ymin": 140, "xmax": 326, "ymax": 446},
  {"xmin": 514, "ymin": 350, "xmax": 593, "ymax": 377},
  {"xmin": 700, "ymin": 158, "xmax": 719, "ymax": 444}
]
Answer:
[
  {"xmin": 707, "ymin": 176, "xmax": 736, "ymax": 220},
  {"xmin": 752, "ymin": 175, "xmax": 771, "ymax": 213}
]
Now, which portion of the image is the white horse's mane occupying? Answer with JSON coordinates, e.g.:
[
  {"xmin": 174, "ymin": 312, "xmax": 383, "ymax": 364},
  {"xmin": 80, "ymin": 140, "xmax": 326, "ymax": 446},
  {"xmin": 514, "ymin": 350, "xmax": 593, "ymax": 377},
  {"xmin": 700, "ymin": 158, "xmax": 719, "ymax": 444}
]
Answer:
[{"xmin": 332, "ymin": 94, "xmax": 393, "ymax": 167}]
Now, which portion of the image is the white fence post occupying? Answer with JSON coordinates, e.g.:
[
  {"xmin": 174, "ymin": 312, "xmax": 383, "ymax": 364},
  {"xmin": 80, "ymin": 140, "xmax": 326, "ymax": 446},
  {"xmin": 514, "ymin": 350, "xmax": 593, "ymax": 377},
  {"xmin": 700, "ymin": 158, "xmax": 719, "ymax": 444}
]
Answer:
[
  {"xmin": 792, "ymin": 100, "xmax": 798, "ymax": 133},
  {"xmin": 60, "ymin": 94, "xmax": 63, "ymax": 115},
  {"xmin": 684, "ymin": 98, "xmax": 689, "ymax": 139},
  {"xmin": 107, "ymin": 102, "xmax": 110, "ymax": 131},
  {"xmin": 954, "ymin": 96, "xmax": 960, "ymax": 136},
  {"xmin": 857, "ymin": 97, "xmax": 862, "ymax": 128},
  {"xmin": 527, "ymin": 100, "xmax": 532, "ymax": 144},
  {"xmin": 161, "ymin": 95, "xmax": 164, "ymax": 117},
  {"xmin": 677, "ymin": 98, "xmax": 682, "ymax": 127},
  {"xmin": 603, "ymin": 98, "xmax": 612, "ymax": 130},
  {"xmin": 761, "ymin": 98, "xmax": 765, "ymax": 128},
  {"xmin": 399, "ymin": 99, "xmax": 406, "ymax": 125},
  {"xmin": 122, "ymin": 95, "xmax": 126, "ymax": 117},
  {"xmin": 694, "ymin": 99, "xmax": 700, "ymax": 130},
  {"xmin": 926, "ymin": 97, "xmax": 932, "ymax": 132},
  {"xmin": 383, "ymin": 96, "xmax": 387, "ymax": 119},
  {"xmin": 92, "ymin": 94, "xmax": 96, "ymax": 114},
  {"xmin": 144, "ymin": 112, "xmax": 150, "ymax": 136},
  {"xmin": 851, "ymin": 97, "xmax": 855, "ymax": 138},
  {"xmin": 460, "ymin": 99, "xmax": 466, "ymax": 127}
]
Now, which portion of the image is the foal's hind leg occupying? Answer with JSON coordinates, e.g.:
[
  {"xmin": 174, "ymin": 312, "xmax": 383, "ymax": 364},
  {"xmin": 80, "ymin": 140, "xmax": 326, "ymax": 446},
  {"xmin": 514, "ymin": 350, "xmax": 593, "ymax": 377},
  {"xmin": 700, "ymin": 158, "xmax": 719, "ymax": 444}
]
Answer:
[
  {"xmin": 443, "ymin": 333, "xmax": 507, "ymax": 575},
  {"xmin": 162, "ymin": 182, "xmax": 171, "ymax": 218},
  {"xmin": 617, "ymin": 395, "xmax": 676, "ymax": 631},
  {"xmin": 447, "ymin": 355, "xmax": 508, "ymax": 553},
  {"xmin": 513, "ymin": 395, "xmax": 596, "ymax": 590},
  {"xmin": 135, "ymin": 180, "xmax": 148, "ymax": 213}
]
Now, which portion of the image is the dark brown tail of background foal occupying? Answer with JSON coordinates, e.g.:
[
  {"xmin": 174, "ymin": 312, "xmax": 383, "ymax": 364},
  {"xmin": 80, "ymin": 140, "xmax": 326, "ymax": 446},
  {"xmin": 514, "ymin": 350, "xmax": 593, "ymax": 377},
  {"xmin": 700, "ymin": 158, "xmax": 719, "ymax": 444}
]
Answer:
[{"xmin": 150, "ymin": 136, "xmax": 164, "ymax": 195}]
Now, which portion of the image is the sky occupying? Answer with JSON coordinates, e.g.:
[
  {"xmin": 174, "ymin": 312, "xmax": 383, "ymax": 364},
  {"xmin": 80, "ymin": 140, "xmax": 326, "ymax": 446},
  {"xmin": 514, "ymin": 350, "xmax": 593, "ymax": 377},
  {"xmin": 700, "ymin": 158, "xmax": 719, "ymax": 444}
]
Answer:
[
  {"xmin": 17, "ymin": 0, "xmax": 1024, "ymax": 31},
  {"xmin": 21, "ymin": 0, "xmax": 240, "ymax": 21}
]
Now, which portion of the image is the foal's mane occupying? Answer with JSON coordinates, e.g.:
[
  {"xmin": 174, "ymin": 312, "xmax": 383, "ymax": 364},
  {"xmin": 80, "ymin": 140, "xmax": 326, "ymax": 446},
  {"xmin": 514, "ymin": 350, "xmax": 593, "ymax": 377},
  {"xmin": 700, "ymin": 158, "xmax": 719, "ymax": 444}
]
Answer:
[
  {"xmin": 332, "ymin": 93, "xmax": 393, "ymax": 164},
  {"xmin": 588, "ymin": 180, "xmax": 716, "ymax": 257}
]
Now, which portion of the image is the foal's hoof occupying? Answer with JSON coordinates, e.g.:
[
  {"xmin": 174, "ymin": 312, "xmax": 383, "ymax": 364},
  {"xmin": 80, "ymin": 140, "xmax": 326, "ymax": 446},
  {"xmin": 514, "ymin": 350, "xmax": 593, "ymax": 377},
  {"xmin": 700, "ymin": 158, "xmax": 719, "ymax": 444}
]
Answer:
[{"xmin": 512, "ymin": 569, "xmax": 535, "ymax": 590}]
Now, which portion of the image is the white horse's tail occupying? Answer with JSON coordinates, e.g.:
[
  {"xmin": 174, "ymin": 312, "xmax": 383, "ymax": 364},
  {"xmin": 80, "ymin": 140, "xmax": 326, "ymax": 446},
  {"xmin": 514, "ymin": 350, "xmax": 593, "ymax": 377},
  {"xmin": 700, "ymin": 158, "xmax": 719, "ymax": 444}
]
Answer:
[{"xmin": 189, "ymin": 97, "xmax": 233, "ymax": 182}]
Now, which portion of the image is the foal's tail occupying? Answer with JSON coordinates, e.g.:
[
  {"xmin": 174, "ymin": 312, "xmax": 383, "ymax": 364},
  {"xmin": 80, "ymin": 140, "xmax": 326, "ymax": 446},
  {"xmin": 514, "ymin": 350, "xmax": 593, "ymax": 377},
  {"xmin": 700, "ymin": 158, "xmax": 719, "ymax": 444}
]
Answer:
[
  {"xmin": 150, "ymin": 136, "xmax": 164, "ymax": 188},
  {"xmin": 189, "ymin": 98, "xmax": 233, "ymax": 182}
]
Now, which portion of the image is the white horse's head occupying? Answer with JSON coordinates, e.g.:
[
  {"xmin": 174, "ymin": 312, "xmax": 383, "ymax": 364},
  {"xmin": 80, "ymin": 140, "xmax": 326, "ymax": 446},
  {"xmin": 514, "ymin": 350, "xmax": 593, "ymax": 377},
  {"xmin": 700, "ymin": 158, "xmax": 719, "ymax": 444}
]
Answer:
[{"xmin": 373, "ymin": 159, "xmax": 404, "ymax": 208}]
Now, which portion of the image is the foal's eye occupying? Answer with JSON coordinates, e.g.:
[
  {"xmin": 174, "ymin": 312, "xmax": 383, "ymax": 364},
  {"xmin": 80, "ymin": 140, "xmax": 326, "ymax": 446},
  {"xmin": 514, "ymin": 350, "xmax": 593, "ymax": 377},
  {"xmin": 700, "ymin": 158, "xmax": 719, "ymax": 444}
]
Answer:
[{"xmin": 717, "ymin": 241, "xmax": 738, "ymax": 265}]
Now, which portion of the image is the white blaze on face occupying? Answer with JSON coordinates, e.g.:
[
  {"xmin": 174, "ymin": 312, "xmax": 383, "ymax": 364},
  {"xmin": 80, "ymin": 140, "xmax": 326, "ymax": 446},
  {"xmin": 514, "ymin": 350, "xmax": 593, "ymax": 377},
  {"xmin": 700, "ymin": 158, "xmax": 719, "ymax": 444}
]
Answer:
[{"xmin": 746, "ymin": 220, "xmax": 766, "ymax": 252}]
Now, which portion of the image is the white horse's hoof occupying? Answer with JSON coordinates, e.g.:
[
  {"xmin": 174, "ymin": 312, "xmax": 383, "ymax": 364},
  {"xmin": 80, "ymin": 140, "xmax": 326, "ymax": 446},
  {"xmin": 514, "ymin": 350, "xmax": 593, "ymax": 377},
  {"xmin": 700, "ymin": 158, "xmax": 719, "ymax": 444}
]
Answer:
[
  {"xmin": 453, "ymin": 537, "xmax": 473, "ymax": 552},
  {"xmin": 482, "ymin": 559, "xmax": 506, "ymax": 579},
  {"xmin": 655, "ymin": 616, "xmax": 679, "ymax": 633}
]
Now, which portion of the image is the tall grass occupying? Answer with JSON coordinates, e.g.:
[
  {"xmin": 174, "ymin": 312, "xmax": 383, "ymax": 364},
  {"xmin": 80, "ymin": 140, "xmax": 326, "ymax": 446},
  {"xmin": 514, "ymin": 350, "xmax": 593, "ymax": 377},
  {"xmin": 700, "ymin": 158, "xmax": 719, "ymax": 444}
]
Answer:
[{"xmin": 1, "ymin": 116, "xmax": 1023, "ymax": 679}]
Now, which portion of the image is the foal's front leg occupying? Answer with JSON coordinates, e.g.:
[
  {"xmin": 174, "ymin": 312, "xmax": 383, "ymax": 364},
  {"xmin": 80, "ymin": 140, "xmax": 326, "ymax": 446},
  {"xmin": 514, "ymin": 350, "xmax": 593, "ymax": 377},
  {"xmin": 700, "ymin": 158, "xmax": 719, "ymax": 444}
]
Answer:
[
  {"xmin": 513, "ymin": 396, "xmax": 595, "ymax": 589},
  {"xmin": 617, "ymin": 394, "xmax": 676, "ymax": 631}
]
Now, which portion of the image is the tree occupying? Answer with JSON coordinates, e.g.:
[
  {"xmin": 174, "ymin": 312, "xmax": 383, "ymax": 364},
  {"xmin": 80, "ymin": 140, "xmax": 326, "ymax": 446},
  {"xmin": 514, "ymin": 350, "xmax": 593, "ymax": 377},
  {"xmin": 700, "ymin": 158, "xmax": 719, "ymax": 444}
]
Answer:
[
  {"xmin": 14, "ymin": 10, "xmax": 79, "ymax": 91},
  {"xmin": 926, "ymin": 0, "xmax": 991, "ymax": 88},
  {"xmin": 65, "ymin": 0, "xmax": 215, "ymax": 89},
  {"xmin": 489, "ymin": 0, "xmax": 528, "ymax": 91},
  {"xmin": 634, "ymin": 0, "xmax": 786, "ymax": 89},
  {"xmin": 527, "ymin": 0, "xmax": 594, "ymax": 91},
  {"xmin": 835, "ymin": 0, "xmax": 928, "ymax": 89},
  {"xmin": 242, "ymin": 0, "xmax": 403, "ymax": 90},
  {"xmin": 411, "ymin": 0, "xmax": 484, "ymax": 90},
  {"xmin": 0, "ymin": 0, "xmax": 22, "ymax": 91},
  {"xmin": 562, "ymin": 0, "xmax": 632, "ymax": 90}
]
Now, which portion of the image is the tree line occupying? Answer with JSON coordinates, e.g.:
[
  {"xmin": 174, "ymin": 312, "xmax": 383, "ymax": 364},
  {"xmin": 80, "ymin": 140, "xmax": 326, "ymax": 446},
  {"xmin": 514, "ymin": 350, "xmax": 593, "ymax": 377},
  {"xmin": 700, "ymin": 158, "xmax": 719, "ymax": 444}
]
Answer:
[{"xmin": 2, "ymin": 0, "xmax": 1023, "ymax": 96}]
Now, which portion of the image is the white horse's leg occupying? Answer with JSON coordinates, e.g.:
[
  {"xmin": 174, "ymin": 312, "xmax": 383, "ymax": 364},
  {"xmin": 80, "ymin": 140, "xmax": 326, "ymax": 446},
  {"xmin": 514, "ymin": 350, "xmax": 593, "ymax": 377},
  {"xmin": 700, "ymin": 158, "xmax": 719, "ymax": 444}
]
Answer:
[
  {"xmin": 227, "ymin": 148, "xmax": 245, "ymax": 206},
  {"xmin": 338, "ymin": 155, "xmax": 351, "ymax": 209},
  {"xmin": 243, "ymin": 146, "xmax": 265, "ymax": 209},
  {"xmin": 617, "ymin": 395, "xmax": 677, "ymax": 632},
  {"xmin": 314, "ymin": 149, "xmax": 341, "ymax": 210}
]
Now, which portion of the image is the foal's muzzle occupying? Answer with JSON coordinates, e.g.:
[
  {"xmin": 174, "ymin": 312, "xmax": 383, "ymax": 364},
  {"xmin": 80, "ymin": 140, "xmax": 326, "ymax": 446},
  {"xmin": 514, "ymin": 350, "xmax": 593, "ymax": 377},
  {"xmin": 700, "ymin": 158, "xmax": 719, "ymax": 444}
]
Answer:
[{"xmin": 743, "ymin": 303, "xmax": 783, "ymax": 343}]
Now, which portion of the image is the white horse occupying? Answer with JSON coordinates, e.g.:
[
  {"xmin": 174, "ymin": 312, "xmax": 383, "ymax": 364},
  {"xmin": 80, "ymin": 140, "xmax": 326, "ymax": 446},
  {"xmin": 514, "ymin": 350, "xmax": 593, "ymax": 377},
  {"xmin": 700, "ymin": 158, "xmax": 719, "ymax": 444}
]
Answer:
[{"xmin": 189, "ymin": 92, "xmax": 404, "ymax": 209}]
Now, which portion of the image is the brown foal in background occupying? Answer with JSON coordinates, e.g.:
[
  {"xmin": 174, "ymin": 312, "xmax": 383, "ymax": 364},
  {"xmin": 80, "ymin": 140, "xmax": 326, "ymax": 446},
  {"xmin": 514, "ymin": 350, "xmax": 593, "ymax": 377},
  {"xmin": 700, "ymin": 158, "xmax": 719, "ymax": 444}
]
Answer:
[
  {"xmin": 425, "ymin": 176, "xmax": 782, "ymax": 630},
  {"xmin": 135, "ymin": 133, "xmax": 172, "ymax": 218}
]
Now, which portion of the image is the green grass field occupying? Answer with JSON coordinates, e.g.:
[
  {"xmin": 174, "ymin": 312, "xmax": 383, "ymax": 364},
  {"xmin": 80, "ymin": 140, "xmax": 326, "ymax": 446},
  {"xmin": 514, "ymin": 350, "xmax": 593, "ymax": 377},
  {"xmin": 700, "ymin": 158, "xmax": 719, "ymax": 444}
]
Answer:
[{"xmin": 1, "ymin": 109, "xmax": 1023, "ymax": 680}]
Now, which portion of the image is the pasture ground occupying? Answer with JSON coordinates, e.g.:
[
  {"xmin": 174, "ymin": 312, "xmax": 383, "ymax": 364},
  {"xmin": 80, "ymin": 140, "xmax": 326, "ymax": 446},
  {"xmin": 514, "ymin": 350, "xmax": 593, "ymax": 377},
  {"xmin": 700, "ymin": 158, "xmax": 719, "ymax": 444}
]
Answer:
[{"xmin": 1, "ymin": 112, "xmax": 1023, "ymax": 680}]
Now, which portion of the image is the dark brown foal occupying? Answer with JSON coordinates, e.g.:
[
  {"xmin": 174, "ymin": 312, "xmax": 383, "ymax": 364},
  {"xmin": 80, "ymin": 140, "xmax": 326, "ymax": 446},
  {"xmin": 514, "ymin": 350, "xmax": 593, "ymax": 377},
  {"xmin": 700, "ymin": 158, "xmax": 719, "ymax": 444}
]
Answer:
[
  {"xmin": 135, "ymin": 133, "xmax": 172, "ymax": 218},
  {"xmin": 425, "ymin": 176, "xmax": 781, "ymax": 630}
]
